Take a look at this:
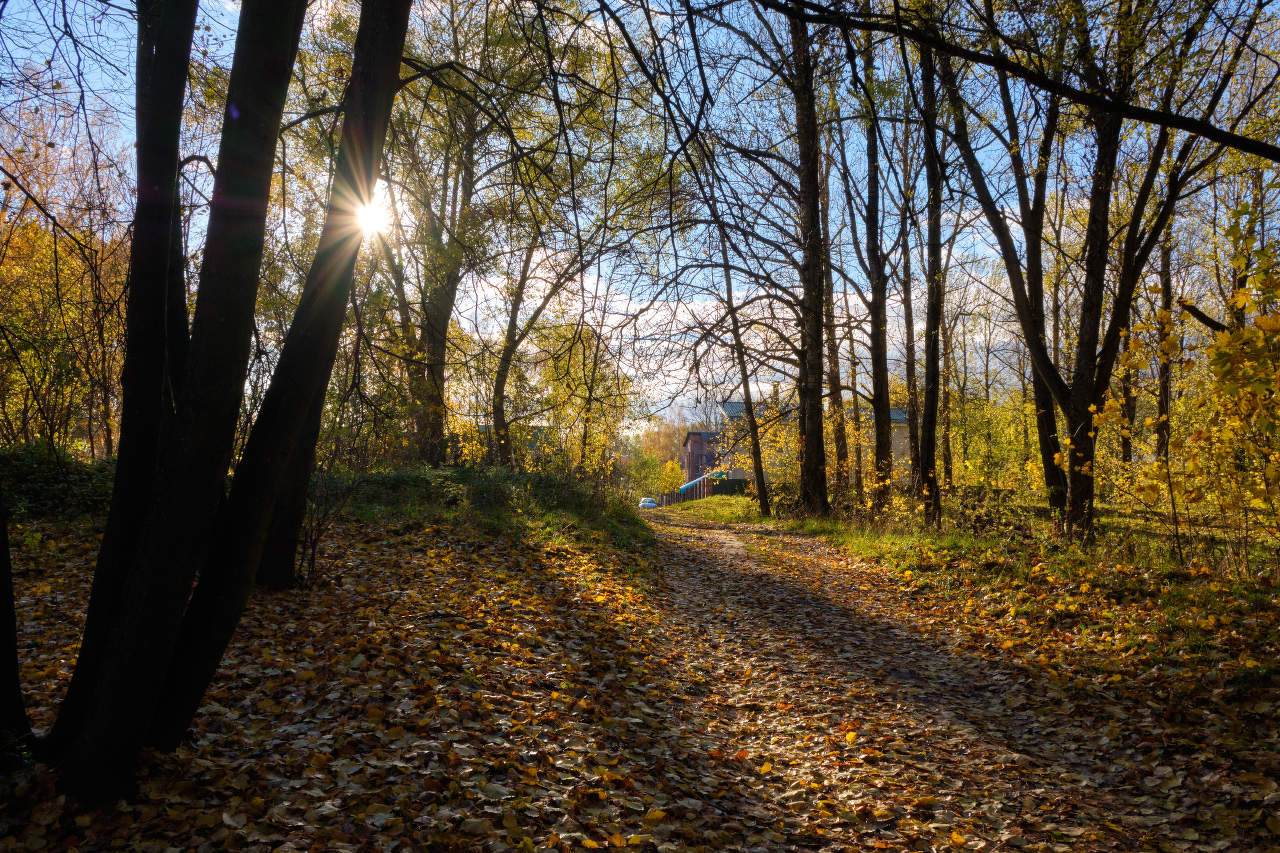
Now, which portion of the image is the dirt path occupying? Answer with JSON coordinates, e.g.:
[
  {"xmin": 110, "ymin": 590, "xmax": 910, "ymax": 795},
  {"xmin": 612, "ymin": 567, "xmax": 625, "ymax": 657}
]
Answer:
[
  {"xmin": 640, "ymin": 511, "xmax": 1194, "ymax": 852},
  {"xmin": 6, "ymin": 511, "xmax": 1260, "ymax": 851}
]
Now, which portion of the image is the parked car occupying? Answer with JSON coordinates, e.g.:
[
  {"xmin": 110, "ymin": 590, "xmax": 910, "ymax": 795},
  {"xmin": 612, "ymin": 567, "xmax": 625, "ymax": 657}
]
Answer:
[{"xmin": 638, "ymin": 497, "xmax": 658, "ymax": 509}]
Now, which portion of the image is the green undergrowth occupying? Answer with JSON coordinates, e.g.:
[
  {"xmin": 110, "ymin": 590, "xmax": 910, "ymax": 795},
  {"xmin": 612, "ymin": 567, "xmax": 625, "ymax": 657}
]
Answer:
[
  {"xmin": 0, "ymin": 444, "xmax": 113, "ymax": 519},
  {"xmin": 667, "ymin": 494, "xmax": 1280, "ymax": 699},
  {"xmin": 345, "ymin": 466, "xmax": 654, "ymax": 557},
  {"xmin": 1, "ymin": 454, "xmax": 654, "ymax": 582}
]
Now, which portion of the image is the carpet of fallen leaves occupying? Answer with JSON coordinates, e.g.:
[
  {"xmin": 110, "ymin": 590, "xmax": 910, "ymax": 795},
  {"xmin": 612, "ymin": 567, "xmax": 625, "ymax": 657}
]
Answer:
[{"xmin": 3, "ymin": 508, "xmax": 1280, "ymax": 851}]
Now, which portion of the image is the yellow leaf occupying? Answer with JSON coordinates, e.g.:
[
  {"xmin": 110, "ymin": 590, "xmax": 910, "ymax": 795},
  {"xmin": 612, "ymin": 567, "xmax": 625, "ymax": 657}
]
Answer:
[
  {"xmin": 608, "ymin": 832, "xmax": 627, "ymax": 848},
  {"xmin": 581, "ymin": 840, "xmax": 601, "ymax": 849},
  {"xmin": 950, "ymin": 830, "xmax": 967, "ymax": 847},
  {"xmin": 760, "ymin": 762, "xmax": 772, "ymax": 773},
  {"xmin": 642, "ymin": 808, "xmax": 667, "ymax": 823},
  {"xmin": 844, "ymin": 731, "xmax": 857, "ymax": 744}
]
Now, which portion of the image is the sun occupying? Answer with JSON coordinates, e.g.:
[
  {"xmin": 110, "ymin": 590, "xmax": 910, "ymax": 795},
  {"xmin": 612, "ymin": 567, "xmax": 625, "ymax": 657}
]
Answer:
[{"xmin": 355, "ymin": 199, "xmax": 391, "ymax": 238}]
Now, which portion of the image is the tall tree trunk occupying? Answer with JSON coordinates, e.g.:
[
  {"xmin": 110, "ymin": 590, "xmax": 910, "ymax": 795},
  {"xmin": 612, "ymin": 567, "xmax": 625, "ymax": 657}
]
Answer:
[
  {"xmin": 147, "ymin": 0, "xmax": 412, "ymax": 754},
  {"xmin": 420, "ymin": 127, "xmax": 477, "ymax": 467},
  {"xmin": 493, "ymin": 241, "xmax": 540, "ymax": 469},
  {"xmin": 1119, "ymin": 323, "xmax": 1137, "ymax": 465},
  {"xmin": 939, "ymin": 54, "xmax": 1073, "ymax": 522},
  {"xmin": 1064, "ymin": 111, "xmax": 1124, "ymax": 536},
  {"xmin": 789, "ymin": 7, "xmax": 829, "ymax": 516},
  {"xmin": 918, "ymin": 42, "xmax": 944, "ymax": 524},
  {"xmin": 255, "ymin": 389, "xmax": 324, "ymax": 590},
  {"xmin": 1, "ymin": 482, "xmax": 31, "ymax": 764},
  {"xmin": 861, "ymin": 33, "xmax": 892, "ymax": 512},
  {"xmin": 1156, "ymin": 229, "xmax": 1174, "ymax": 460},
  {"xmin": 848, "ymin": 352, "xmax": 865, "ymax": 507},
  {"xmin": 899, "ymin": 202, "xmax": 921, "ymax": 492},
  {"xmin": 822, "ymin": 163, "xmax": 849, "ymax": 504},
  {"xmin": 48, "ymin": 0, "xmax": 199, "ymax": 758},
  {"xmin": 941, "ymin": 325, "xmax": 953, "ymax": 488},
  {"xmin": 724, "ymin": 249, "xmax": 771, "ymax": 518},
  {"xmin": 56, "ymin": 0, "xmax": 313, "ymax": 797}
]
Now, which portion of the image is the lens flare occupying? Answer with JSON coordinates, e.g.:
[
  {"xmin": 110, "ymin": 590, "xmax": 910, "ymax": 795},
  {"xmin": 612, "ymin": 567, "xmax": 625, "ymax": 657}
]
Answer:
[{"xmin": 355, "ymin": 201, "xmax": 391, "ymax": 237}]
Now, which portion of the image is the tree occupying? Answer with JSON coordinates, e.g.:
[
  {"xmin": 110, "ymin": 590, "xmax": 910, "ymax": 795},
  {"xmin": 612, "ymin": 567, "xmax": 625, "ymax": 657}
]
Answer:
[
  {"xmin": 148, "ymin": 0, "xmax": 414, "ymax": 752},
  {"xmin": 52, "ymin": 0, "xmax": 313, "ymax": 797}
]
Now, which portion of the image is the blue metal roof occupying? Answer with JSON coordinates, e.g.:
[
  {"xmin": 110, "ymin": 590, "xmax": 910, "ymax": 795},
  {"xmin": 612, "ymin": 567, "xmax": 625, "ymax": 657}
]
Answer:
[{"xmin": 890, "ymin": 407, "xmax": 909, "ymax": 424}]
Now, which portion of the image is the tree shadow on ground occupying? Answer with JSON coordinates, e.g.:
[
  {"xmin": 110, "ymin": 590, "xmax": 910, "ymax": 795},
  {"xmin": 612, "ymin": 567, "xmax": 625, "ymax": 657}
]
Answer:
[
  {"xmin": 645, "ymin": 514, "xmax": 1273, "ymax": 849},
  {"xmin": 373, "ymin": 525, "xmax": 834, "ymax": 850}
]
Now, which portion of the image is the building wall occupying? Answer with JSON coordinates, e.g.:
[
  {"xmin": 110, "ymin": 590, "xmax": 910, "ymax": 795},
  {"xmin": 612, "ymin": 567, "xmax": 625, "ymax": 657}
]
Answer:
[{"xmin": 683, "ymin": 432, "xmax": 717, "ymax": 482}]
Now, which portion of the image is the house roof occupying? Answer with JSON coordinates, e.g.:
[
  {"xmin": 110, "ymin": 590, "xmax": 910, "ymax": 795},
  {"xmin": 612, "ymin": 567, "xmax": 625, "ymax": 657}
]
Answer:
[
  {"xmin": 683, "ymin": 430, "xmax": 718, "ymax": 447},
  {"xmin": 720, "ymin": 400, "xmax": 746, "ymax": 420},
  {"xmin": 890, "ymin": 407, "xmax": 909, "ymax": 424}
]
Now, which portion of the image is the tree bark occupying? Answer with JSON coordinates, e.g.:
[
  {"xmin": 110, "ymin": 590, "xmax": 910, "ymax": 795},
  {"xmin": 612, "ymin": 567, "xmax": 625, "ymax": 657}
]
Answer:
[
  {"xmin": 255, "ymin": 389, "xmax": 324, "ymax": 590},
  {"xmin": 899, "ymin": 200, "xmax": 921, "ymax": 492},
  {"xmin": 938, "ymin": 55, "xmax": 1070, "ymax": 520},
  {"xmin": 1063, "ymin": 111, "xmax": 1123, "ymax": 535},
  {"xmin": 420, "ymin": 125, "xmax": 477, "ymax": 467},
  {"xmin": 146, "ymin": 0, "xmax": 412, "ymax": 753},
  {"xmin": 57, "ymin": 0, "xmax": 311, "ymax": 797},
  {"xmin": 850, "ymin": 351, "xmax": 865, "ymax": 507},
  {"xmin": 723, "ymin": 244, "xmax": 772, "ymax": 518},
  {"xmin": 1, "ymin": 482, "xmax": 30, "ymax": 764},
  {"xmin": 1156, "ymin": 229, "xmax": 1174, "ymax": 460},
  {"xmin": 789, "ymin": 6, "xmax": 829, "ymax": 516},
  {"xmin": 822, "ymin": 161, "xmax": 849, "ymax": 504},
  {"xmin": 861, "ymin": 32, "xmax": 892, "ymax": 512},
  {"xmin": 48, "ymin": 0, "xmax": 199, "ymax": 758},
  {"xmin": 918, "ymin": 42, "xmax": 943, "ymax": 524},
  {"xmin": 941, "ymin": 324, "xmax": 953, "ymax": 488}
]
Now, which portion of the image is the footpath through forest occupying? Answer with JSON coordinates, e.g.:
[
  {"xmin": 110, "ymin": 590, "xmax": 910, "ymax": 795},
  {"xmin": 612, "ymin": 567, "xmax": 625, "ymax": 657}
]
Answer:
[
  {"xmin": 639, "ymin": 512, "xmax": 1249, "ymax": 852},
  {"xmin": 3, "ymin": 505, "xmax": 1276, "ymax": 851}
]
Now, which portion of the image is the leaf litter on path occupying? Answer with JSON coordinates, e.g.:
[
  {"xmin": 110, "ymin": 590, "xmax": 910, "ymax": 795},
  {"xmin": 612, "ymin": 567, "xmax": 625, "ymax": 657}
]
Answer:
[{"xmin": 3, "ymin": 511, "xmax": 1277, "ymax": 851}]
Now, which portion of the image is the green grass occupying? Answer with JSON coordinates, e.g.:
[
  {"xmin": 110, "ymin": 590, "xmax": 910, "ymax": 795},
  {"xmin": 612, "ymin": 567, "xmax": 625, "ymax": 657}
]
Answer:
[
  {"xmin": 665, "ymin": 494, "xmax": 762, "ymax": 524},
  {"xmin": 344, "ymin": 466, "xmax": 654, "ymax": 555}
]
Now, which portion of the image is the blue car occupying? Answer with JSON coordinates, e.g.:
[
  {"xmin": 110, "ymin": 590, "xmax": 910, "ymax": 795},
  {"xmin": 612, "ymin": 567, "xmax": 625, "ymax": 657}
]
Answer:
[{"xmin": 638, "ymin": 497, "xmax": 658, "ymax": 509}]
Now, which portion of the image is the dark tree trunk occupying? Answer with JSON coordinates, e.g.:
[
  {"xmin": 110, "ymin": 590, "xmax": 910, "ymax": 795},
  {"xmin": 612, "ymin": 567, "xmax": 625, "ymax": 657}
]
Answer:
[
  {"xmin": 723, "ymin": 247, "xmax": 771, "ymax": 518},
  {"xmin": 941, "ymin": 326, "xmax": 953, "ymax": 488},
  {"xmin": 918, "ymin": 42, "xmax": 944, "ymax": 524},
  {"xmin": 850, "ymin": 352, "xmax": 865, "ymax": 506},
  {"xmin": 1063, "ymin": 111, "xmax": 1124, "ymax": 535},
  {"xmin": 48, "ymin": 0, "xmax": 199, "ymax": 758},
  {"xmin": 57, "ymin": 0, "xmax": 311, "ymax": 798},
  {"xmin": 493, "ymin": 242, "xmax": 540, "ymax": 469},
  {"xmin": 1119, "ymin": 324, "xmax": 1137, "ymax": 465},
  {"xmin": 492, "ymin": 350, "xmax": 516, "ymax": 468},
  {"xmin": 789, "ymin": 7, "xmax": 829, "ymax": 516},
  {"xmin": 822, "ymin": 163, "xmax": 849, "ymax": 503},
  {"xmin": 1032, "ymin": 372, "xmax": 1066, "ymax": 516},
  {"xmin": 861, "ymin": 33, "xmax": 892, "ymax": 512},
  {"xmin": 255, "ymin": 389, "xmax": 324, "ymax": 590},
  {"xmin": 1157, "ymin": 231, "xmax": 1174, "ymax": 460},
  {"xmin": 899, "ymin": 203, "xmax": 921, "ymax": 492},
  {"xmin": 420, "ymin": 129, "xmax": 477, "ymax": 468},
  {"xmin": 1, "ymin": 482, "xmax": 31, "ymax": 764},
  {"xmin": 147, "ymin": 0, "xmax": 412, "ymax": 753},
  {"xmin": 939, "ymin": 55, "xmax": 1071, "ymax": 520},
  {"xmin": 421, "ymin": 271, "xmax": 458, "ymax": 467}
]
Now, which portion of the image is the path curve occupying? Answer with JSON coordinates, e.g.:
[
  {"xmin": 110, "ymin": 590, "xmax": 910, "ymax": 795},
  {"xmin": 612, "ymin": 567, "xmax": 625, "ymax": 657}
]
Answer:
[{"xmin": 641, "ymin": 510, "xmax": 1169, "ymax": 852}]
